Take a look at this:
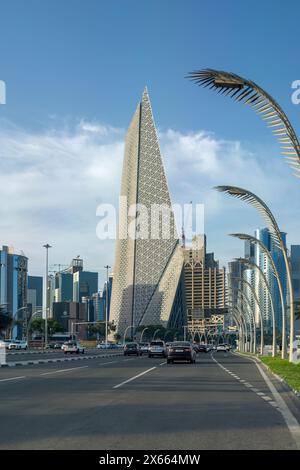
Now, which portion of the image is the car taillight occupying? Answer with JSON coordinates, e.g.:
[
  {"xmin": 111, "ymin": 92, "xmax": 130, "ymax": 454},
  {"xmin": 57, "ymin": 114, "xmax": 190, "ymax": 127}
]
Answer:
[
  {"xmin": 169, "ymin": 348, "xmax": 175, "ymax": 352},
  {"xmin": 184, "ymin": 348, "xmax": 192, "ymax": 352}
]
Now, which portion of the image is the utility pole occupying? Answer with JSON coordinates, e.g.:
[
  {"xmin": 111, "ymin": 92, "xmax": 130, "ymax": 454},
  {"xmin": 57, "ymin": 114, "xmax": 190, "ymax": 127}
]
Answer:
[
  {"xmin": 43, "ymin": 244, "xmax": 52, "ymax": 348},
  {"xmin": 104, "ymin": 265, "xmax": 111, "ymax": 347}
]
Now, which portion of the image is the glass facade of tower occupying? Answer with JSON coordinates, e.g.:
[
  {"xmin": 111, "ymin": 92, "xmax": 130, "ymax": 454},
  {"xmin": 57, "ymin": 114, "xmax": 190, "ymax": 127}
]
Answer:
[{"xmin": 0, "ymin": 246, "xmax": 28, "ymax": 339}]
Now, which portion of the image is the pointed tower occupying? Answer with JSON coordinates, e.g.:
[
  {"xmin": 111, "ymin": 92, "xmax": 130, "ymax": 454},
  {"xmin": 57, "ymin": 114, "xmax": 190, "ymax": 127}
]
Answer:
[{"xmin": 110, "ymin": 89, "xmax": 184, "ymax": 335}]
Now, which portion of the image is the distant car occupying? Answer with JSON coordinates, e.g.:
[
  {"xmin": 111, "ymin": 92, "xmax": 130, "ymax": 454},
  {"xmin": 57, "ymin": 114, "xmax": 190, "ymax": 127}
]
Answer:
[
  {"xmin": 148, "ymin": 340, "xmax": 166, "ymax": 358},
  {"xmin": 216, "ymin": 344, "xmax": 227, "ymax": 352},
  {"xmin": 139, "ymin": 342, "xmax": 150, "ymax": 355},
  {"xmin": 5, "ymin": 339, "xmax": 27, "ymax": 350},
  {"xmin": 167, "ymin": 341, "xmax": 196, "ymax": 364},
  {"xmin": 97, "ymin": 343, "xmax": 117, "ymax": 349},
  {"xmin": 124, "ymin": 342, "xmax": 140, "ymax": 356},
  {"xmin": 48, "ymin": 342, "xmax": 62, "ymax": 349},
  {"xmin": 197, "ymin": 344, "xmax": 208, "ymax": 353},
  {"xmin": 63, "ymin": 341, "xmax": 85, "ymax": 354}
]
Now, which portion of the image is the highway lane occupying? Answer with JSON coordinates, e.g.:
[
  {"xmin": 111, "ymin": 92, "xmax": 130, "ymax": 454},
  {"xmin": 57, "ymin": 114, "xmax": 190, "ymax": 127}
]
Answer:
[{"xmin": 0, "ymin": 352, "xmax": 299, "ymax": 450}]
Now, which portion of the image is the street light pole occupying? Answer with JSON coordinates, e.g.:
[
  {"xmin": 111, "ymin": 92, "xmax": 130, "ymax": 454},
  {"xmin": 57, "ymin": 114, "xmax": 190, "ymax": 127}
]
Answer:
[
  {"xmin": 140, "ymin": 327, "xmax": 149, "ymax": 343},
  {"xmin": 104, "ymin": 265, "xmax": 111, "ymax": 347},
  {"xmin": 43, "ymin": 244, "xmax": 52, "ymax": 349}
]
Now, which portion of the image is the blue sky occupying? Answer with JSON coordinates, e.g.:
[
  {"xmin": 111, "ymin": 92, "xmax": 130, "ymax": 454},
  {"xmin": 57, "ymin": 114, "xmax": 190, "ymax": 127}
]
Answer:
[{"xmin": 0, "ymin": 0, "xmax": 300, "ymax": 284}]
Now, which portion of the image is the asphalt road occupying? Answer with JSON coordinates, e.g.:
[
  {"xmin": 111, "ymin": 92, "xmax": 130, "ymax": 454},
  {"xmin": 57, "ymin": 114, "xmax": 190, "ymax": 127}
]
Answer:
[{"xmin": 0, "ymin": 351, "xmax": 299, "ymax": 450}]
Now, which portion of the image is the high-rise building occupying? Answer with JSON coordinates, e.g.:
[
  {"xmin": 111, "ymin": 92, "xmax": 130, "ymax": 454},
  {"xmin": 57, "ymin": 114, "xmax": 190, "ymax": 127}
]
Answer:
[
  {"xmin": 102, "ymin": 273, "xmax": 113, "ymax": 321},
  {"xmin": 245, "ymin": 228, "xmax": 287, "ymax": 333},
  {"xmin": 27, "ymin": 275, "xmax": 43, "ymax": 314},
  {"xmin": 184, "ymin": 235, "xmax": 226, "ymax": 334},
  {"xmin": 73, "ymin": 271, "xmax": 98, "ymax": 303},
  {"xmin": 291, "ymin": 245, "xmax": 300, "ymax": 336},
  {"xmin": 54, "ymin": 271, "xmax": 73, "ymax": 302},
  {"xmin": 110, "ymin": 88, "xmax": 184, "ymax": 335},
  {"xmin": 0, "ymin": 246, "xmax": 28, "ymax": 338}
]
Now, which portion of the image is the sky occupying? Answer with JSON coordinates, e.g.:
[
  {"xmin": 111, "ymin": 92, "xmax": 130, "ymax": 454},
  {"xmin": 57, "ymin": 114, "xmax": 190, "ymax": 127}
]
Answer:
[{"xmin": 0, "ymin": 0, "xmax": 300, "ymax": 286}]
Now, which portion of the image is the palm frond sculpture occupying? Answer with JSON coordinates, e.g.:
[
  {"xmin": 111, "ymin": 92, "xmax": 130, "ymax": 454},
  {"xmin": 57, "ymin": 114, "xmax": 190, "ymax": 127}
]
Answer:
[
  {"xmin": 230, "ymin": 232, "xmax": 286, "ymax": 358},
  {"xmin": 188, "ymin": 69, "xmax": 300, "ymax": 177},
  {"xmin": 215, "ymin": 186, "xmax": 282, "ymax": 246}
]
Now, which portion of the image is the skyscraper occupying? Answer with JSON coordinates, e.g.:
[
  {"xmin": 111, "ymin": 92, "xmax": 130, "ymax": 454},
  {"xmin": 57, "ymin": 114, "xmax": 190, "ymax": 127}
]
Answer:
[
  {"xmin": 244, "ymin": 228, "xmax": 287, "ymax": 333},
  {"xmin": 110, "ymin": 88, "xmax": 184, "ymax": 335},
  {"xmin": 184, "ymin": 235, "xmax": 226, "ymax": 334},
  {"xmin": 0, "ymin": 246, "xmax": 28, "ymax": 338},
  {"xmin": 28, "ymin": 275, "xmax": 43, "ymax": 313}
]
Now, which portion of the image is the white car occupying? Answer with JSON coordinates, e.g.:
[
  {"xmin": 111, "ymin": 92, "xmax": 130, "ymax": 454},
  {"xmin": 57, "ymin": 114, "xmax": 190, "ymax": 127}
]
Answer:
[
  {"xmin": 5, "ymin": 339, "xmax": 27, "ymax": 350},
  {"xmin": 216, "ymin": 344, "xmax": 228, "ymax": 352},
  {"xmin": 63, "ymin": 341, "xmax": 85, "ymax": 354}
]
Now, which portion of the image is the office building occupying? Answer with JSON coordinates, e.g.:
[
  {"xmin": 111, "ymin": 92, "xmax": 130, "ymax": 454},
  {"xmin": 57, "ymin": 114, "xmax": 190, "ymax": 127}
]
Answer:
[
  {"xmin": 184, "ymin": 235, "xmax": 226, "ymax": 334},
  {"xmin": 27, "ymin": 275, "xmax": 43, "ymax": 314},
  {"xmin": 0, "ymin": 246, "xmax": 28, "ymax": 338}
]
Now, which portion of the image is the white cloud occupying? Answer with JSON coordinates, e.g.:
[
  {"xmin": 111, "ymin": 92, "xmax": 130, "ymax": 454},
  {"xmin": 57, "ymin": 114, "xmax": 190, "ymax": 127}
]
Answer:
[{"xmin": 0, "ymin": 118, "xmax": 299, "ymax": 282}]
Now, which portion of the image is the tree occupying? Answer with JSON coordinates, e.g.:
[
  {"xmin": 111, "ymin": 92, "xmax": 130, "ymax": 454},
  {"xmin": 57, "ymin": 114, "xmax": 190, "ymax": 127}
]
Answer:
[
  {"xmin": 87, "ymin": 322, "xmax": 115, "ymax": 340},
  {"xmin": 0, "ymin": 306, "xmax": 12, "ymax": 338},
  {"xmin": 29, "ymin": 318, "xmax": 63, "ymax": 337},
  {"xmin": 114, "ymin": 333, "xmax": 121, "ymax": 342}
]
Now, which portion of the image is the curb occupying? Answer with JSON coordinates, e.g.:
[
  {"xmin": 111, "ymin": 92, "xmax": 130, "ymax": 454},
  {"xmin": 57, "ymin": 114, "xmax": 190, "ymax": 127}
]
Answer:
[
  {"xmin": 234, "ymin": 351, "xmax": 300, "ymax": 398},
  {"xmin": 0, "ymin": 353, "xmax": 123, "ymax": 368}
]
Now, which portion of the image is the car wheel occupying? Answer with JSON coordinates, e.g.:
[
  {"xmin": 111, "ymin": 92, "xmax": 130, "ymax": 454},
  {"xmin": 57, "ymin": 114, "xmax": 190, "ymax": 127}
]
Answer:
[
  {"xmin": 167, "ymin": 359, "xmax": 172, "ymax": 364},
  {"xmin": 82, "ymin": 350, "xmax": 85, "ymax": 354},
  {"xmin": 148, "ymin": 354, "xmax": 152, "ymax": 358}
]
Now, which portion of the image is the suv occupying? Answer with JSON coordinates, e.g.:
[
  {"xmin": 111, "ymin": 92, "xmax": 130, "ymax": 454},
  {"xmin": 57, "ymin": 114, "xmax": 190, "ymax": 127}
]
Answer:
[
  {"xmin": 148, "ymin": 340, "xmax": 166, "ymax": 358},
  {"xmin": 124, "ymin": 342, "xmax": 140, "ymax": 356},
  {"xmin": 63, "ymin": 341, "xmax": 85, "ymax": 354}
]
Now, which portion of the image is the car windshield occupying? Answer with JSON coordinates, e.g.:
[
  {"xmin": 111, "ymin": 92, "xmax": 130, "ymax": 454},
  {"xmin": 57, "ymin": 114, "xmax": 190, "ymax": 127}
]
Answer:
[
  {"xmin": 126, "ymin": 343, "xmax": 137, "ymax": 348},
  {"xmin": 150, "ymin": 341, "xmax": 164, "ymax": 346},
  {"xmin": 171, "ymin": 342, "xmax": 191, "ymax": 347}
]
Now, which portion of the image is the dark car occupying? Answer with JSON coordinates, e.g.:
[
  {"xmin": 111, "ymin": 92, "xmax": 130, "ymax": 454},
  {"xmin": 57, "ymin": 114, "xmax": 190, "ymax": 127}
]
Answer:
[
  {"xmin": 198, "ymin": 344, "xmax": 208, "ymax": 353},
  {"xmin": 167, "ymin": 341, "xmax": 196, "ymax": 364},
  {"xmin": 124, "ymin": 342, "xmax": 140, "ymax": 356}
]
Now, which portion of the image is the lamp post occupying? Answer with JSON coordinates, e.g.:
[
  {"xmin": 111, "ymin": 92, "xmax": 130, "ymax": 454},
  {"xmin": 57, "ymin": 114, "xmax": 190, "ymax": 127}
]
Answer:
[
  {"xmin": 233, "ymin": 276, "xmax": 264, "ymax": 355},
  {"xmin": 214, "ymin": 186, "xmax": 294, "ymax": 359},
  {"xmin": 140, "ymin": 327, "xmax": 149, "ymax": 343},
  {"xmin": 104, "ymin": 265, "xmax": 111, "ymax": 347},
  {"xmin": 228, "ymin": 285, "xmax": 256, "ymax": 353},
  {"xmin": 26, "ymin": 308, "xmax": 44, "ymax": 345},
  {"xmin": 123, "ymin": 325, "xmax": 134, "ymax": 345},
  {"xmin": 231, "ymin": 233, "xmax": 287, "ymax": 359},
  {"xmin": 43, "ymin": 244, "xmax": 52, "ymax": 349},
  {"xmin": 152, "ymin": 329, "xmax": 161, "ymax": 341},
  {"xmin": 236, "ymin": 257, "xmax": 277, "ymax": 357}
]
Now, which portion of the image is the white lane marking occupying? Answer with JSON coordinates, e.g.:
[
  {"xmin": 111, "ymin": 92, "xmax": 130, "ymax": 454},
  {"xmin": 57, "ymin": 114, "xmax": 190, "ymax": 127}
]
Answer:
[
  {"xmin": 113, "ymin": 367, "xmax": 157, "ymax": 389},
  {"xmin": 159, "ymin": 361, "xmax": 167, "ymax": 366},
  {"xmin": 257, "ymin": 392, "xmax": 265, "ymax": 396},
  {"xmin": 235, "ymin": 353, "xmax": 300, "ymax": 450},
  {"xmin": 0, "ymin": 376, "xmax": 26, "ymax": 382},
  {"xmin": 251, "ymin": 388, "xmax": 259, "ymax": 392},
  {"xmin": 40, "ymin": 366, "xmax": 88, "ymax": 376},
  {"xmin": 262, "ymin": 396, "xmax": 272, "ymax": 401},
  {"xmin": 98, "ymin": 361, "xmax": 117, "ymax": 366}
]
